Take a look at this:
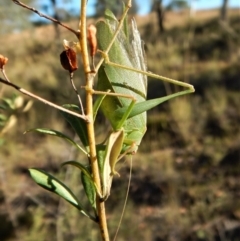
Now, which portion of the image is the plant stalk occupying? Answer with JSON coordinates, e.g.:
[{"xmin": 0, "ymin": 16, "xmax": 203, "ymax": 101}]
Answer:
[{"xmin": 79, "ymin": 1, "xmax": 109, "ymax": 241}]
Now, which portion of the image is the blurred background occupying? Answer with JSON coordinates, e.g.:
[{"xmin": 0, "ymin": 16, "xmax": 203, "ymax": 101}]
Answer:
[{"xmin": 0, "ymin": 0, "xmax": 240, "ymax": 240}]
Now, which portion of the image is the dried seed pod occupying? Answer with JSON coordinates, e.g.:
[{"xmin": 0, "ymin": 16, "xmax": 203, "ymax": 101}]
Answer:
[
  {"xmin": 87, "ymin": 24, "xmax": 97, "ymax": 57},
  {"xmin": 60, "ymin": 47, "xmax": 78, "ymax": 73},
  {"xmin": 0, "ymin": 55, "xmax": 8, "ymax": 69}
]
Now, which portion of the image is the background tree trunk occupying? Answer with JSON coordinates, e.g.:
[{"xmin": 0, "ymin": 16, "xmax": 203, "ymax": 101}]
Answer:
[
  {"xmin": 220, "ymin": 0, "xmax": 229, "ymax": 22},
  {"xmin": 153, "ymin": 0, "xmax": 164, "ymax": 33},
  {"xmin": 50, "ymin": 0, "xmax": 60, "ymax": 38}
]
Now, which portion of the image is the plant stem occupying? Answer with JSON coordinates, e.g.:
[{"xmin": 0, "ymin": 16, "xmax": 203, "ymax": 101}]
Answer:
[
  {"xmin": 79, "ymin": 1, "xmax": 109, "ymax": 241},
  {"xmin": 12, "ymin": 0, "xmax": 79, "ymax": 36},
  {"xmin": 69, "ymin": 72, "xmax": 85, "ymax": 115},
  {"xmin": 0, "ymin": 77, "xmax": 86, "ymax": 120}
]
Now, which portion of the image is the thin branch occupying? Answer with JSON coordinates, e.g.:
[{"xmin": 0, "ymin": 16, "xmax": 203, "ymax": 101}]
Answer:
[
  {"xmin": 1, "ymin": 68, "xmax": 10, "ymax": 83},
  {"xmin": 0, "ymin": 77, "xmax": 87, "ymax": 121},
  {"xmin": 12, "ymin": 0, "xmax": 79, "ymax": 37},
  {"xmin": 69, "ymin": 72, "xmax": 85, "ymax": 115}
]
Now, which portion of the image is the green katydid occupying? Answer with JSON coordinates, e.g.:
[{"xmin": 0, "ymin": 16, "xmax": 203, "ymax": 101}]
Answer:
[{"xmin": 91, "ymin": 2, "xmax": 194, "ymax": 199}]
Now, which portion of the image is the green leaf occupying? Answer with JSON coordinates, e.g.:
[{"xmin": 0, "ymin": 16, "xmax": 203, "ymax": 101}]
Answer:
[
  {"xmin": 2, "ymin": 97, "xmax": 15, "ymax": 110},
  {"xmin": 93, "ymin": 91, "xmax": 110, "ymax": 122},
  {"xmin": 62, "ymin": 161, "xmax": 101, "ymax": 198},
  {"xmin": 115, "ymin": 89, "xmax": 192, "ymax": 119},
  {"xmin": 0, "ymin": 104, "xmax": 7, "ymax": 110},
  {"xmin": 29, "ymin": 168, "xmax": 95, "ymax": 220},
  {"xmin": 0, "ymin": 114, "xmax": 7, "ymax": 121},
  {"xmin": 61, "ymin": 104, "xmax": 89, "ymax": 148},
  {"xmin": 81, "ymin": 170, "xmax": 96, "ymax": 209},
  {"xmin": 25, "ymin": 128, "xmax": 88, "ymax": 155},
  {"xmin": 61, "ymin": 161, "xmax": 92, "ymax": 180}
]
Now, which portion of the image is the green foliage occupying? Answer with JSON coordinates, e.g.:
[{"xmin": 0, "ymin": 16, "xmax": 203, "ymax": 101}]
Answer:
[
  {"xmin": 0, "ymin": 95, "xmax": 32, "ymax": 144},
  {"xmin": 166, "ymin": 0, "xmax": 189, "ymax": 11},
  {"xmin": 62, "ymin": 160, "xmax": 97, "ymax": 207},
  {"xmin": 25, "ymin": 128, "xmax": 87, "ymax": 154},
  {"xmin": 81, "ymin": 167, "xmax": 97, "ymax": 209},
  {"xmin": 61, "ymin": 104, "xmax": 89, "ymax": 148},
  {"xmin": 29, "ymin": 168, "xmax": 85, "ymax": 212}
]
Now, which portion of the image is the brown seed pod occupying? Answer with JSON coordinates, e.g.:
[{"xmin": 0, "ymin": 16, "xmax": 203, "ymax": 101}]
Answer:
[
  {"xmin": 0, "ymin": 55, "xmax": 8, "ymax": 69},
  {"xmin": 87, "ymin": 24, "xmax": 97, "ymax": 57},
  {"xmin": 60, "ymin": 47, "xmax": 78, "ymax": 73}
]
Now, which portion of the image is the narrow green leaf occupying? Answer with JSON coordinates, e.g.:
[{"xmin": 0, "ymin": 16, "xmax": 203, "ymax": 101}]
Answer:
[
  {"xmin": 0, "ymin": 114, "xmax": 7, "ymax": 121},
  {"xmin": 61, "ymin": 161, "xmax": 92, "ymax": 180},
  {"xmin": 81, "ymin": 171, "xmax": 96, "ymax": 209},
  {"xmin": 1, "ymin": 98, "xmax": 13, "ymax": 109},
  {"xmin": 0, "ymin": 104, "xmax": 7, "ymax": 110},
  {"xmin": 25, "ymin": 128, "xmax": 88, "ymax": 155},
  {"xmin": 61, "ymin": 104, "xmax": 89, "ymax": 148},
  {"xmin": 62, "ymin": 161, "xmax": 100, "ymax": 208},
  {"xmin": 29, "ymin": 168, "xmax": 93, "ymax": 219},
  {"xmin": 115, "ymin": 89, "xmax": 192, "ymax": 119},
  {"xmin": 93, "ymin": 92, "xmax": 109, "ymax": 122}
]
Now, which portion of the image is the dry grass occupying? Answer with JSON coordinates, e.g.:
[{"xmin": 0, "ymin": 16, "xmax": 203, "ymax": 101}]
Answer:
[
  {"xmin": 135, "ymin": 8, "xmax": 240, "ymax": 28},
  {"xmin": 0, "ymin": 5, "xmax": 240, "ymax": 241}
]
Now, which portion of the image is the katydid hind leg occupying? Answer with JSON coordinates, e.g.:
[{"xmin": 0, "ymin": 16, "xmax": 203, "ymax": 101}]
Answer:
[{"xmin": 112, "ymin": 154, "xmax": 133, "ymax": 241}]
